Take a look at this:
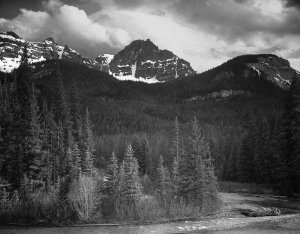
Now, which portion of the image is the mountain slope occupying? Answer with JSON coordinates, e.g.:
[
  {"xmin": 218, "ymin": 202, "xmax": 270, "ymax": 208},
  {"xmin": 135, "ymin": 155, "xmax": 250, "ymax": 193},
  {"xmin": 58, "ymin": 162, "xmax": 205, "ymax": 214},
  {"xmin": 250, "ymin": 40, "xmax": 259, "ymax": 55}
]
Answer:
[
  {"xmin": 0, "ymin": 31, "xmax": 196, "ymax": 83},
  {"xmin": 96, "ymin": 39, "xmax": 196, "ymax": 83},
  {"xmin": 0, "ymin": 31, "xmax": 103, "ymax": 73}
]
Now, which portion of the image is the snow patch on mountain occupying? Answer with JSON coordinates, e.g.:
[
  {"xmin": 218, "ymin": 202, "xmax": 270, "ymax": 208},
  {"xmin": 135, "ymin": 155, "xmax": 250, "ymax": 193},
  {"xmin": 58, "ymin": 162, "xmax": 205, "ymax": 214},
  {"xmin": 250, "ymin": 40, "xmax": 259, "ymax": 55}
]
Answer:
[
  {"xmin": 250, "ymin": 65, "xmax": 261, "ymax": 76},
  {"xmin": 0, "ymin": 57, "xmax": 21, "ymax": 73},
  {"xmin": 103, "ymin": 54, "xmax": 114, "ymax": 64},
  {"xmin": 113, "ymin": 73, "xmax": 162, "ymax": 84},
  {"xmin": 131, "ymin": 61, "xmax": 137, "ymax": 77},
  {"xmin": 246, "ymin": 56, "xmax": 295, "ymax": 89}
]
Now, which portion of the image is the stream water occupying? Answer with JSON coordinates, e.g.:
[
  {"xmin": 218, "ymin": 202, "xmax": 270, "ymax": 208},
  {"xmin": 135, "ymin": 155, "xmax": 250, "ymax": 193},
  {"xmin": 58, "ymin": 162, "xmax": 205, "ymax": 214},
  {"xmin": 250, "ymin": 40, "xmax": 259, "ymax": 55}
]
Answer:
[{"xmin": 1, "ymin": 222, "xmax": 299, "ymax": 234}]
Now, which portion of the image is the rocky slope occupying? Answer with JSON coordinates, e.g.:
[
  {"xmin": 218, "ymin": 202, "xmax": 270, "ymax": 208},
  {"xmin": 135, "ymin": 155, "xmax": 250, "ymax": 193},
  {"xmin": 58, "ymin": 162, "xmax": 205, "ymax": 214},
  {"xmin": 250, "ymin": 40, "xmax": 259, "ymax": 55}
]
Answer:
[
  {"xmin": 246, "ymin": 55, "xmax": 296, "ymax": 89},
  {"xmin": 96, "ymin": 39, "xmax": 196, "ymax": 83},
  {"xmin": 0, "ymin": 31, "xmax": 101, "ymax": 73}
]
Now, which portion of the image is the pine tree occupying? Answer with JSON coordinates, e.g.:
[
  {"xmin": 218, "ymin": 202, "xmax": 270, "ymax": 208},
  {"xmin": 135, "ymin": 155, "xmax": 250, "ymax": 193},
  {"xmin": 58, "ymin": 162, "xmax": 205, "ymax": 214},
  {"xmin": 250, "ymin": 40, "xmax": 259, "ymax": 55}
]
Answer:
[
  {"xmin": 156, "ymin": 155, "xmax": 172, "ymax": 202},
  {"xmin": 264, "ymin": 118, "xmax": 287, "ymax": 192},
  {"xmin": 170, "ymin": 117, "xmax": 183, "ymax": 162},
  {"xmin": 105, "ymin": 152, "xmax": 119, "ymax": 198},
  {"xmin": 278, "ymin": 77, "xmax": 300, "ymax": 193},
  {"xmin": 52, "ymin": 63, "xmax": 72, "ymax": 150},
  {"xmin": 170, "ymin": 117, "xmax": 183, "ymax": 198},
  {"xmin": 189, "ymin": 117, "xmax": 206, "ymax": 207},
  {"xmin": 70, "ymin": 80, "xmax": 82, "ymax": 144},
  {"xmin": 178, "ymin": 117, "xmax": 208, "ymax": 207},
  {"xmin": 26, "ymin": 85, "xmax": 44, "ymax": 182},
  {"xmin": 237, "ymin": 116, "xmax": 256, "ymax": 182},
  {"xmin": 120, "ymin": 145, "xmax": 142, "ymax": 200},
  {"xmin": 171, "ymin": 154, "xmax": 180, "ymax": 197},
  {"xmin": 132, "ymin": 136, "xmax": 149, "ymax": 174},
  {"xmin": 80, "ymin": 108, "xmax": 95, "ymax": 174}
]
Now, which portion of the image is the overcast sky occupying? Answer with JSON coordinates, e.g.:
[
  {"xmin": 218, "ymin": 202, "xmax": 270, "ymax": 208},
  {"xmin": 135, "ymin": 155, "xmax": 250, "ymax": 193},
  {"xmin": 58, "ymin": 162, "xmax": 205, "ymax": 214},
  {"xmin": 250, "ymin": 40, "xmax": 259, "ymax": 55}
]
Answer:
[{"xmin": 0, "ymin": 0, "xmax": 300, "ymax": 72}]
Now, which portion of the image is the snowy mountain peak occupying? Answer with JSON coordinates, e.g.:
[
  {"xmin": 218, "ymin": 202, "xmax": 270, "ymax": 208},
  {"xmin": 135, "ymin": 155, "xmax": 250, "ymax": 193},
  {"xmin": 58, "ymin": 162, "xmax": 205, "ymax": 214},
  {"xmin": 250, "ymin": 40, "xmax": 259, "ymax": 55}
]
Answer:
[
  {"xmin": 100, "ymin": 39, "xmax": 196, "ymax": 82},
  {"xmin": 44, "ymin": 37, "xmax": 55, "ymax": 43},
  {"xmin": 0, "ymin": 31, "xmax": 104, "ymax": 73},
  {"xmin": 1, "ymin": 31, "xmax": 20, "ymax": 39}
]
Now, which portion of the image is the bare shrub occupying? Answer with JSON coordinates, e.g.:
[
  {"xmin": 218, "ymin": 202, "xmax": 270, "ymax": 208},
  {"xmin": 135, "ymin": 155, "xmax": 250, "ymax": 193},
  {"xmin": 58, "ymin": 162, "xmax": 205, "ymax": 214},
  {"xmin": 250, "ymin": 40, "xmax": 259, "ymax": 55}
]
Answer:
[{"xmin": 68, "ymin": 174, "xmax": 98, "ymax": 221}]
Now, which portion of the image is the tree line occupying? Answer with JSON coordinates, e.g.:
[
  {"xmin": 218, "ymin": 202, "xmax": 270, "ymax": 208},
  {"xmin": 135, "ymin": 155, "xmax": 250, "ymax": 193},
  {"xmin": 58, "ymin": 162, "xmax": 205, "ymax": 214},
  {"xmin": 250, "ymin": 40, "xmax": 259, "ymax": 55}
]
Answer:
[
  {"xmin": 0, "ymin": 48, "xmax": 94, "ymax": 199},
  {"xmin": 102, "ymin": 117, "xmax": 220, "ymax": 219},
  {"xmin": 221, "ymin": 77, "xmax": 300, "ymax": 195}
]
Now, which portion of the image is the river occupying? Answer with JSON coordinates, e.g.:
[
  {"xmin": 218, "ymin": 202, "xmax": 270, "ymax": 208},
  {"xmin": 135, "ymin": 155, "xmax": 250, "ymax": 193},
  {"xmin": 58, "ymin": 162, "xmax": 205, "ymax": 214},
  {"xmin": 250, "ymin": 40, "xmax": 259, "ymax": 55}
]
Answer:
[{"xmin": 1, "ymin": 217, "xmax": 300, "ymax": 234}]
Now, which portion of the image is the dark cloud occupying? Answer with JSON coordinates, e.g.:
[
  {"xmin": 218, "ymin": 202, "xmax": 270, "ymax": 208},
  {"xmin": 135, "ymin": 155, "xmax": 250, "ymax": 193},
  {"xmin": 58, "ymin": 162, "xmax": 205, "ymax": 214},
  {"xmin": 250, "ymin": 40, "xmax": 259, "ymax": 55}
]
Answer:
[
  {"xmin": 0, "ymin": 0, "xmax": 43, "ymax": 18},
  {"xmin": 0, "ymin": 0, "xmax": 102, "ymax": 18},
  {"xmin": 0, "ymin": 0, "xmax": 131, "ymax": 59},
  {"xmin": 166, "ymin": 0, "xmax": 300, "ymax": 42},
  {"xmin": 113, "ymin": 0, "xmax": 144, "ymax": 9},
  {"xmin": 284, "ymin": 0, "xmax": 300, "ymax": 9}
]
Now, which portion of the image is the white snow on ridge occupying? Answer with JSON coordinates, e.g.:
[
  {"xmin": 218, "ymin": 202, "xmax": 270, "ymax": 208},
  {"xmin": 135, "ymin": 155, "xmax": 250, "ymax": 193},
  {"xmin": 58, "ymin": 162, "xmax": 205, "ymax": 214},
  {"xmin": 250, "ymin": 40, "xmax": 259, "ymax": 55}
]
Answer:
[
  {"xmin": 103, "ymin": 54, "xmax": 114, "ymax": 64},
  {"xmin": 57, "ymin": 46, "xmax": 64, "ymax": 59},
  {"xmin": 0, "ymin": 55, "xmax": 47, "ymax": 73},
  {"xmin": 113, "ymin": 73, "xmax": 162, "ymax": 84},
  {"xmin": 175, "ymin": 57, "xmax": 179, "ymax": 78},
  {"xmin": 28, "ymin": 56, "xmax": 46, "ymax": 64},
  {"xmin": 0, "ymin": 57, "xmax": 21, "ymax": 73},
  {"xmin": 131, "ymin": 61, "xmax": 137, "ymax": 77},
  {"xmin": 141, "ymin": 60, "xmax": 156, "ymax": 65},
  {"xmin": 250, "ymin": 66, "xmax": 261, "ymax": 76},
  {"xmin": 0, "ymin": 33, "xmax": 24, "ymax": 43}
]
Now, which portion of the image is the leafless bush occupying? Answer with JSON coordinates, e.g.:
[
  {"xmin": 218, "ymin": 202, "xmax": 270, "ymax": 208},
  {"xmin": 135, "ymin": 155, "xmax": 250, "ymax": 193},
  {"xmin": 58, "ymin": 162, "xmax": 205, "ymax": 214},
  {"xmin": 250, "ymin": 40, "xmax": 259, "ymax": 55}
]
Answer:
[{"xmin": 68, "ymin": 174, "xmax": 98, "ymax": 221}]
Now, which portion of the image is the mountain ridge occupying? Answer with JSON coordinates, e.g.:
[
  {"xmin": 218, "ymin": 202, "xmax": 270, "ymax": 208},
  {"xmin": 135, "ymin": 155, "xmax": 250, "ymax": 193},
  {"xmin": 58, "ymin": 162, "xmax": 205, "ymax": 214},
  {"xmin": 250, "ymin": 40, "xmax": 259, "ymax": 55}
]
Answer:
[{"xmin": 0, "ymin": 31, "xmax": 196, "ymax": 83}]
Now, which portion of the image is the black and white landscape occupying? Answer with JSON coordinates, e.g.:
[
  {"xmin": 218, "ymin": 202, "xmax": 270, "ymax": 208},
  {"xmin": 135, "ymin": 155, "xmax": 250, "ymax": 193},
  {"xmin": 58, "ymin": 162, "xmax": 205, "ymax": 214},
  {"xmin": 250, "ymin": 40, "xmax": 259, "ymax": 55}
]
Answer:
[{"xmin": 0, "ymin": 0, "xmax": 300, "ymax": 233}]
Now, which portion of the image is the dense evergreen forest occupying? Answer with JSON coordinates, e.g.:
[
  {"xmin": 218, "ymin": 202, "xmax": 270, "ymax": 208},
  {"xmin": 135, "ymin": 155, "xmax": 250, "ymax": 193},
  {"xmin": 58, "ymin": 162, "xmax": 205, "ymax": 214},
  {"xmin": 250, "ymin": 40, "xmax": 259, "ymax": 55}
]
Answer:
[{"xmin": 0, "ymin": 51, "xmax": 299, "ymax": 223}]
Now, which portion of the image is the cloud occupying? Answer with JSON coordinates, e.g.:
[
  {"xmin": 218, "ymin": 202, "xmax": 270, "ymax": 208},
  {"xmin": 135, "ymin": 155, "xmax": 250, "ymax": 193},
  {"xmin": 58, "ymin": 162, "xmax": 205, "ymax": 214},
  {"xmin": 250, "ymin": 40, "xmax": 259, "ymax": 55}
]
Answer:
[
  {"xmin": 284, "ymin": 0, "xmax": 300, "ymax": 9},
  {"xmin": 0, "ymin": 0, "xmax": 300, "ymax": 71},
  {"xmin": 0, "ymin": 0, "xmax": 132, "ymax": 58}
]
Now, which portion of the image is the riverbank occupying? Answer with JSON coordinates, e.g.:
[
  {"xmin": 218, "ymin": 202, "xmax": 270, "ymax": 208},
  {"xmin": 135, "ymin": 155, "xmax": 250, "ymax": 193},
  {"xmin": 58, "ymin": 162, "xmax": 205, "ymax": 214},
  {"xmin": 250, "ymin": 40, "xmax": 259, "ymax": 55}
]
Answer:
[{"xmin": 1, "ymin": 192, "xmax": 300, "ymax": 233}]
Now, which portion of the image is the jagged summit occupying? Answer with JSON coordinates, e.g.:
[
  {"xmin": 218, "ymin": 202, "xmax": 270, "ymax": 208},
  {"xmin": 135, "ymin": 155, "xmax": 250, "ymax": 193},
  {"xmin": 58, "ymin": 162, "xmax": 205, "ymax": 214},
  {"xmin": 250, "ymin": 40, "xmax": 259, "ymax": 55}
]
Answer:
[
  {"xmin": 0, "ymin": 31, "xmax": 103, "ymax": 72},
  {"xmin": 124, "ymin": 38, "xmax": 158, "ymax": 51},
  {"xmin": 97, "ymin": 38, "xmax": 196, "ymax": 82},
  {"xmin": 1, "ymin": 31, "xmax": 20, "ymax": 39},
  {"xmin": 44, "ymin": 37, "xmax": 55, "ymax": 43}
]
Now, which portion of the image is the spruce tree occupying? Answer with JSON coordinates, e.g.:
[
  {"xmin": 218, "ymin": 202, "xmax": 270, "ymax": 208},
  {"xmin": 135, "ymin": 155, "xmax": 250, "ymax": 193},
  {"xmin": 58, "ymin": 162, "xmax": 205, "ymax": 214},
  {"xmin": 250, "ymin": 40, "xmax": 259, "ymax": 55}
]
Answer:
[
  {"xmin": 105, "ymin": 152, "xmax": 119, "ymax": 198},
  {"xmin": 170, "ymin": 117, "xmax": 183, "ymax": 198},
  {"xmin": 278, "ymin": 77, "xmax": 300, "ymax": 193},
  {"xmin": 81, "ymin": 108, "xmax": 95, "ymax": 174},
  {"xmin": 120, "ymin": 145, "xmax": 142, "ymax": 200},
  {"xmin": 178, "ymin": 117, "xmax": 208, "ymax": 207},
  {"xmin": 156, "ymin": 155, "xmax": 173, "ymax": 204},
  {"xmin": 70, "ymin": 80, "xmax": 82, "ymax": 144},
  {"xmin": 52, "ymin": 63, "xmax": 72, "ymax": 150}
]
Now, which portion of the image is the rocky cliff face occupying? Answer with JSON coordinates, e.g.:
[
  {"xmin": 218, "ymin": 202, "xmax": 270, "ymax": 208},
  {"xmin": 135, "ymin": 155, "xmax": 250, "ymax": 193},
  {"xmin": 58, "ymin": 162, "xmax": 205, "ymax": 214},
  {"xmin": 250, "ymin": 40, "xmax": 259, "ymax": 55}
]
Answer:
[
  {"xmin": 0, "ymin": 31, "xmax": 101, "ymax": 73},
  {"xmin": 96, "ymin": 39, "xmax": 196, "ymax": 83},
  {"xmin": 246, "ymin": 56, "xmax": 296, "ymax": 89}
]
